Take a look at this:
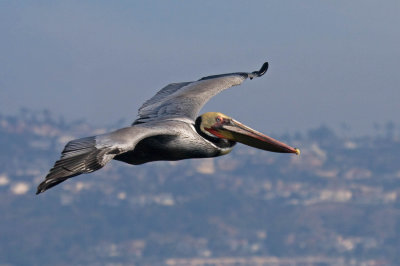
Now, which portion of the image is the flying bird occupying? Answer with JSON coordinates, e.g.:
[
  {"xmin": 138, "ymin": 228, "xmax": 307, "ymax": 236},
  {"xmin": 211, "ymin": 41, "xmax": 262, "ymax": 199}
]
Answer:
[{"xmin": 36, "ymin": 62, "xmax": 300, "ymax": 194}]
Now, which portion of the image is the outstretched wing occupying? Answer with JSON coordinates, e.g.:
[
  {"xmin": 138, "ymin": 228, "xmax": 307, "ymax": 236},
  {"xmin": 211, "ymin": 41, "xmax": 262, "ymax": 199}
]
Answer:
[
  {"xmin": 133, "ymin": 62, "xmax": 268, "ymax": 125},
  {"xmin": 36, "ymin": 122, "xmax": 175, "ymax": 194}
]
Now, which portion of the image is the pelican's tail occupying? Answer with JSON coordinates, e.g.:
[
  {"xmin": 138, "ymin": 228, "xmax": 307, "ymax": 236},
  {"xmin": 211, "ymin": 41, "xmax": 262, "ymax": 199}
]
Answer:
[{"xmin": 36, "ymin": 136, "xmax": 111, "ymax": 194}]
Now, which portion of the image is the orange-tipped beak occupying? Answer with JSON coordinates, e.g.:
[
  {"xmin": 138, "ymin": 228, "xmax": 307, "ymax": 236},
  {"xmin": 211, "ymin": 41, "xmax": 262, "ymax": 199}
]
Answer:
[{"xmin": 210, "ymin": 118, "xmax": 300, "ymax": 155}]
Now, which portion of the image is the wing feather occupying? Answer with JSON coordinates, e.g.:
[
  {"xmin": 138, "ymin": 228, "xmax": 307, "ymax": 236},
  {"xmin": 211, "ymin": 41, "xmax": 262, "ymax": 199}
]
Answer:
[
  {"xmin": 133, "ymin": 62, "xmax": 268, "ymax": 124},
  {"xmin": 37, "ymin": 123, "xmax": 175, "ymax": 194}
]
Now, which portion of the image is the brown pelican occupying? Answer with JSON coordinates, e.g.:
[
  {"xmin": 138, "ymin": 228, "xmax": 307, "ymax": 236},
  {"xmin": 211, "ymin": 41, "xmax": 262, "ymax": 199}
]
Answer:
[{"xmin": 36, "ymin": 62, "xmax": 300, "ymax": 194}]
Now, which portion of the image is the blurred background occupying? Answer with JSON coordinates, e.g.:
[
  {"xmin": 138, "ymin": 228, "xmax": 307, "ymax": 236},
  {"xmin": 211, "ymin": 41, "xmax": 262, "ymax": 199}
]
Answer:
[{"xmin": 1, "ymin": 1, "xmax": 399, "ymax": 265}]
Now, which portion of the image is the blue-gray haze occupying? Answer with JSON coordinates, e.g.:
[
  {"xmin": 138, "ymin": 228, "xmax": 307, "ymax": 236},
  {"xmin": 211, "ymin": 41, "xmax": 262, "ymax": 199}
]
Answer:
[{"xmin": 1, "ymin": 1, "xmax": 399, "ymax": 134}]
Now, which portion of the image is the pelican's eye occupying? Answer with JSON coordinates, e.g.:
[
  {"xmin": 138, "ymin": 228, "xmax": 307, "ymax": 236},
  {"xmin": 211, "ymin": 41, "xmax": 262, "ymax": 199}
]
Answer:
[{"xmin": 216, "ymin": 116, "xmax": 222, "ymax": 123}]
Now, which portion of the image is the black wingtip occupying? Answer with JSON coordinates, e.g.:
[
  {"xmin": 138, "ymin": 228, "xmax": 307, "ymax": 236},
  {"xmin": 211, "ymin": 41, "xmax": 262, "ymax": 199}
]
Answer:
[
  {"xmin": 258, "ymin": 62, "xmax": 269, "ymax": 77},
  {"xmin": 249, "ymin": 62, "xmax": 268, "ymax": 79},
  {"xmin": 36, "ymin": 183, "xmax": 45, "ymax": 195}
]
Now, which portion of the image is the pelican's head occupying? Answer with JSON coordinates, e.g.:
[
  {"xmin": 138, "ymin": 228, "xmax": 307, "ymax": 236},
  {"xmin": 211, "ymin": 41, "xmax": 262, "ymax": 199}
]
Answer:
[{"xmin": 198, "ymin": 112, "xmax": 300, "ymax": 155}]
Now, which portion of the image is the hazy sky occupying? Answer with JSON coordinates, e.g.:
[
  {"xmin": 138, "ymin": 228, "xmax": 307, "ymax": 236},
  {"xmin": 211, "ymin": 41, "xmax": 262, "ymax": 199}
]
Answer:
[{"xmin": 1, "ymin": 1, "xmax": 399, "ymax": 134}]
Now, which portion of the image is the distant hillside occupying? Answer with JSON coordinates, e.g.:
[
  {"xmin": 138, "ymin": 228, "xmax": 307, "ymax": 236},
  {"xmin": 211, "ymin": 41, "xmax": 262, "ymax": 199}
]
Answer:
[{"xmin": 0, "ymin": 111, "xmax": 399, "ymax": 266}]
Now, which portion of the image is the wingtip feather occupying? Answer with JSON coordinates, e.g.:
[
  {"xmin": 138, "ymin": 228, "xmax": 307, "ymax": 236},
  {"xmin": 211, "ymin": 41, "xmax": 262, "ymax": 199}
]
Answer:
[
  {"xmin": 250, "ymin": 62, "xmax": 268, "ymax": 79},
  {"xmin": 258, "ymin": 62, "xmax": 269, "ymax": 76}
]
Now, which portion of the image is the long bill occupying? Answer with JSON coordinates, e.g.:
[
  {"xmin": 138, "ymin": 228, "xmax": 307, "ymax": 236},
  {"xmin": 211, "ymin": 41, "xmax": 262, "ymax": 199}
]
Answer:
[{"xmin": 217, "ymin": 119, "xmax": 300, "ymax": 155}]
